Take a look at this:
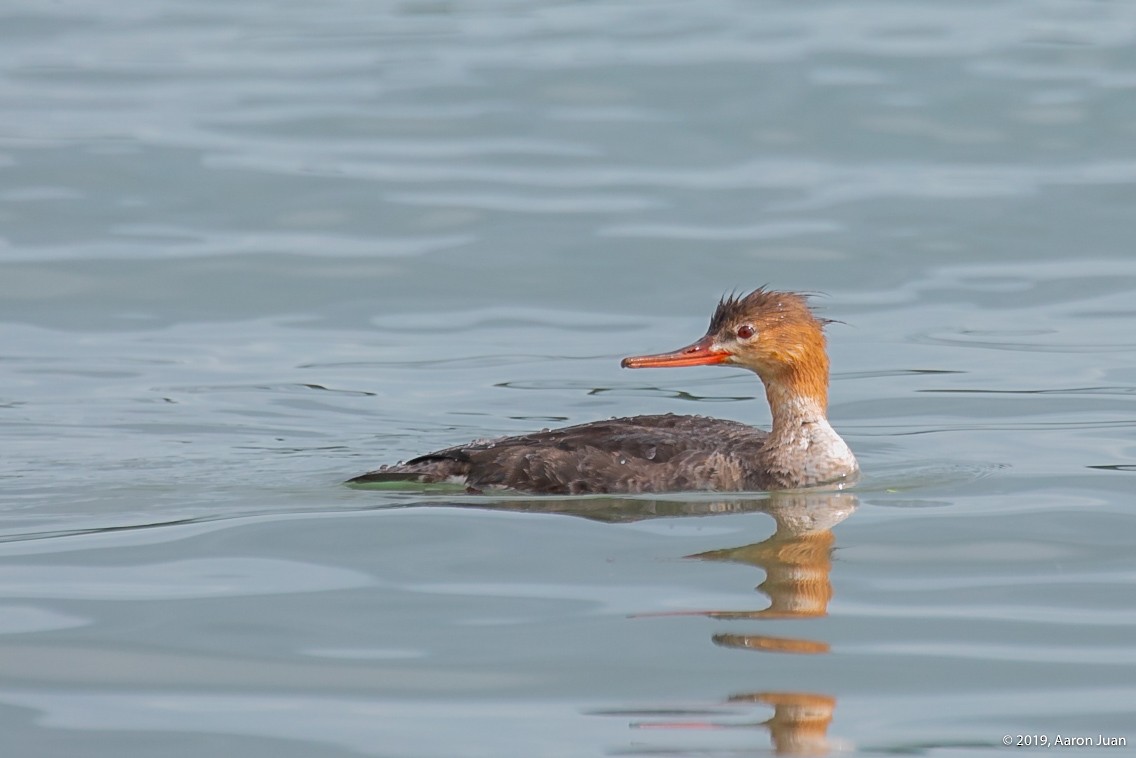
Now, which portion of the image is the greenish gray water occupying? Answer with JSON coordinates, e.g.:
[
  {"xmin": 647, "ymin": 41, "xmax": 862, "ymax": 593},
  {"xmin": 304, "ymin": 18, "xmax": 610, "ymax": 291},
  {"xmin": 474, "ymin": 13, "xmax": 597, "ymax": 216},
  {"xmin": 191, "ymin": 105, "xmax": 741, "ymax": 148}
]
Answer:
[{"xmin": 1, "ymin": 1, "xmax": 1135, "ymax": 755}]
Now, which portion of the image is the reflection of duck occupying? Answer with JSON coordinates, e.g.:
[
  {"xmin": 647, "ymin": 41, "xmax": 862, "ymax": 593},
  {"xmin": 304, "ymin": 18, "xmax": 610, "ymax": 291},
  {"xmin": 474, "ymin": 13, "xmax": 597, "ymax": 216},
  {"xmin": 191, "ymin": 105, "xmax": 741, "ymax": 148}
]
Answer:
[
  {"xmin": 629, "ymin": 492, "xmax": 856, "ymax": 656},
  {"xmin": 696, "ymin": 493, "xmax": 853, "ymax": 621},
  {"xmin": 432, "ymin": 490, "xmax": 855, "ymax": 657},
  {"xmin": 703, "ymin": 529, "xmax": 833, "ymax": 619},
  {"xmin": 422, "ymin": 491, "xmax": 851, "ymax": 755},
  {"xmin": 349, "ymin": 289, "xmax": 857, "ymax": 493},
  {"xmin": 618, "ymin": 691, "xmax": 838, "ymax": 757},
  {"xmin": 732, "ymin": 691, "xmax": 838, "ymax": 757},
  {"xmin": 406, "ymin": 489, "xmax": 855, "ymax": 525}
]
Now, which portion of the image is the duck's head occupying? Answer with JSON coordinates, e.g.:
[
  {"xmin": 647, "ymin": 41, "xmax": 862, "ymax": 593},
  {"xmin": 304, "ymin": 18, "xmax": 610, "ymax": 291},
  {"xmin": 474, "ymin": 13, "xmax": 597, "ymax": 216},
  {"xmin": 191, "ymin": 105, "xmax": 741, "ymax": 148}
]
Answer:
[{"xmin": 621, "ymin": 288, "xmax": 832, "ymax": 407}]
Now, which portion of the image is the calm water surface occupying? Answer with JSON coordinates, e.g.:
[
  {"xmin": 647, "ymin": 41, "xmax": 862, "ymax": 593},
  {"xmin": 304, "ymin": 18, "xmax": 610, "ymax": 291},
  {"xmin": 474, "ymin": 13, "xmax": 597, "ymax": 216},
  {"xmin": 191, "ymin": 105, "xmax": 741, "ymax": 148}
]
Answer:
[{"xmin": 2, "ymin": 1, "xmax": 1135, "ymax": 755}]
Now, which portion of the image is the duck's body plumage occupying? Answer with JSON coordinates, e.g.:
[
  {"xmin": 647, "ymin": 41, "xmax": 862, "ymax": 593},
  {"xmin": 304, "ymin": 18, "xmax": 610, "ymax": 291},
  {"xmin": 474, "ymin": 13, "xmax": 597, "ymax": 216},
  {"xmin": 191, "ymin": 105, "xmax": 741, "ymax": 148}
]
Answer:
[
  {"xmin": 349, "ymin": 413, "xmax": 768, "ymax": 494},
  {"xmin": 349, "ymin": 288, "xmax": 859, "ymax": 494}
]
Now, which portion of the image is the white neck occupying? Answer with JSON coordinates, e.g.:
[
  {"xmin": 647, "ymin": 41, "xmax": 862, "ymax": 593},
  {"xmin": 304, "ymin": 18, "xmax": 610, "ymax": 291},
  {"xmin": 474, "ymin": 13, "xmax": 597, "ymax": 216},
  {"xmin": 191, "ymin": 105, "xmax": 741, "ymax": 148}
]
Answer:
[{"xmin": 761, "ymin": 383, "xmax": 858, "ymax": 488}]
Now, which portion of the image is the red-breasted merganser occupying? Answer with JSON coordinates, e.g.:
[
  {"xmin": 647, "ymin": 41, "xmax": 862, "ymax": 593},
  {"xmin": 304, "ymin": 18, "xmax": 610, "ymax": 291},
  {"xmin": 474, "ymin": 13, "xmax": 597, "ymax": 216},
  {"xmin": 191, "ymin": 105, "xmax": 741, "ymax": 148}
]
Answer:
[{"xmin": 348, "ymin": 288, "xmax": 858, "ymax": 494}]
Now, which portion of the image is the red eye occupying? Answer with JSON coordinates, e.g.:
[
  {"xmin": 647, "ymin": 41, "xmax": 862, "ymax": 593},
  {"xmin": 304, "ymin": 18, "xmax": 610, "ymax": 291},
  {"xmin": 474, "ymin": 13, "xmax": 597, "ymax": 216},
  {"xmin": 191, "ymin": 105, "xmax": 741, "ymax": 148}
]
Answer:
[{"xmin": 735, "ymin": 324, "xmax": 755, "ymax": 340}]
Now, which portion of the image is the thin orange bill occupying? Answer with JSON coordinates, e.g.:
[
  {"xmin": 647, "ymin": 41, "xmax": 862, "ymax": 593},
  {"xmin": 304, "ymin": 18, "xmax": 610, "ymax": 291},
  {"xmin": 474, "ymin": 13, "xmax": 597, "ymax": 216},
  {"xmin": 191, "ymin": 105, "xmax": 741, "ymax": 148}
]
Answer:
[{"xmin": 621, "ymin": 335, "xmax": 730, "ymax": 368}]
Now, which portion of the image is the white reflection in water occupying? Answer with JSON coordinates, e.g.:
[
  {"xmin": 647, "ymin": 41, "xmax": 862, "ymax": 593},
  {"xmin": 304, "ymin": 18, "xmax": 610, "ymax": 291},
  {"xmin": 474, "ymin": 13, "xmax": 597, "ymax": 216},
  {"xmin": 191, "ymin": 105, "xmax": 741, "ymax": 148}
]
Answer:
[
  {"xmin": 0, "ymin": 605, "xmax": 89, "ymax": 634},
  {"xmin": 0, "ymin": 558, "xmax": 371, "ymax": 600}
]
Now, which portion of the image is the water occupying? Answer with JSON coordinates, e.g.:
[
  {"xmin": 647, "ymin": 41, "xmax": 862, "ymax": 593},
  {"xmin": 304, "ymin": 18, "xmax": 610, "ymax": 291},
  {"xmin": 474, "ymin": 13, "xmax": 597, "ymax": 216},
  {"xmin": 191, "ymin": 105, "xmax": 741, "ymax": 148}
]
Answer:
[{"xmin": 2, "ymin": 1, "xmax": 1135, "ymax": 755}]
